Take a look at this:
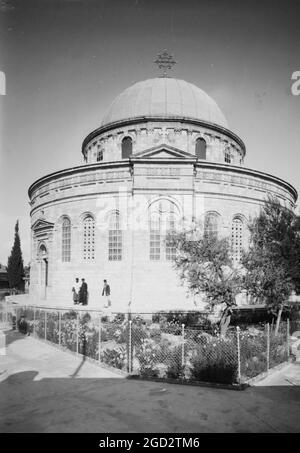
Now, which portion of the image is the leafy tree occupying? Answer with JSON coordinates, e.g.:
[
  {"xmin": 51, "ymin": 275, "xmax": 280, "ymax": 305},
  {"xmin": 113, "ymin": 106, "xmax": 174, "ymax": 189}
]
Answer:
[
  {"xmin": 167, "ymin": 225, "xmax": 242, "ymax": 336},
  {"xmin": 7, "ymin": 220, "xmax": 25, "ymax": 292},
  {"xmin": 242, "ymin": 195, "xmax": 300, "ymax": 335}
]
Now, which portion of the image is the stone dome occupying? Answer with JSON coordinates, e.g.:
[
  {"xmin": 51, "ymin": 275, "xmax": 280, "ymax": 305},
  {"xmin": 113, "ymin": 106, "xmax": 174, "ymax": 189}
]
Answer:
[{"xmin": 101, "ymin": 77, "xmax": 228, "ymax": 129}]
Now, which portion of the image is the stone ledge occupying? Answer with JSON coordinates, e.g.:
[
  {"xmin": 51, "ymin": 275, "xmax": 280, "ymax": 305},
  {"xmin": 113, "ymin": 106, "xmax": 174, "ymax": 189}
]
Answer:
[{"xmin": 127, "ymin": 374, "xmax": 249, "ymax": 391}]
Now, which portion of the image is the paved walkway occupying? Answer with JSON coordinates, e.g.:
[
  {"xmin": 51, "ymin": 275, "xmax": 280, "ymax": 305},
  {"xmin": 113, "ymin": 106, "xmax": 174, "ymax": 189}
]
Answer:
[{"xmin": 0, "ymin": 330, "xmax": 300, "ymax": 433}]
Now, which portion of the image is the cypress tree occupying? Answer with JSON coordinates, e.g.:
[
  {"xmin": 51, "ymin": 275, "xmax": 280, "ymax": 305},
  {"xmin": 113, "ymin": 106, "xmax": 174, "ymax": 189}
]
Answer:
[{"xmin": 7, "ymin": 220, "xmax": 25, "ymax": 291}]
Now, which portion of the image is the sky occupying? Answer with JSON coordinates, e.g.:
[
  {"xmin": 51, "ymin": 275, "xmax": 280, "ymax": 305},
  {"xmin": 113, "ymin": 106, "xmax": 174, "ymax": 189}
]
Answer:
[{"xmin": 0, "ymin": 0, "xmax": 299, "ymax": 265}]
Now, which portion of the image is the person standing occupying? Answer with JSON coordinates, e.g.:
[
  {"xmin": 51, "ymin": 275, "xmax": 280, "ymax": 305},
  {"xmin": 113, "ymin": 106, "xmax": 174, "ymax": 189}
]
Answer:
[
  {"xmin": 79, "ymin": 278, "xmax": 88, "ymax": 305},
  {"xmin": 72, "ymin": 278, "xmax": 80, "ymax": 305},
  {"xmin": 102, "ymin": 279, "xmax": 111, "ymax": 308}
]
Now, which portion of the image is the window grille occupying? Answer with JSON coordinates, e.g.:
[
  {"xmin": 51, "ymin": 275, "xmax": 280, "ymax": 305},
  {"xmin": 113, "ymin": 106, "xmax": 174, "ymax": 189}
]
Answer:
[
  {"xmin": 150, "ymin": 213, "xmax": 161, "ymax": 261},
  {"xmin": 149, "ymin": 200, "xmax": 178, "ymax": 261},
  {"xmin": 97, "ymin": 147, "xmax": 103, "ymax": 162},
  {"xmin": 231, "ymin": 217, "xmax": 244, "ymax": 263},
  {"xmin": 62, "ymin": 218, "xmax": 71, "ymax": 262},
  {"xmin": 204, "ymin": 212, "xmax": 219, "ymax": 239},
  {"xmin": 83, "ymin": 215, "xmax": 95, "ymax": 260},
  {"xmin": 165, "ymin": 205, "xmax": 176, "ymax": 261},
  {"xmin": 108, "ymin": 212, "xmax": 122, "ymax": 261},
  {"xmin": 225, "ymin": 152, "xmax": 231, "ymax": 163}
]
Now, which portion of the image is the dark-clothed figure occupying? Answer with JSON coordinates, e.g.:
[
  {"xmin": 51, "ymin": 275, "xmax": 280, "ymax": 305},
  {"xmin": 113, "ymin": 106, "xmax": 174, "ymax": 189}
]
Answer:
[
  {"xmin": 102, "ymin": 279, "xmax": 111, "ymax": 308},
  {"xmin": 18, "ymin": 315, "xmax": 29, "ymax": 335},
  {"xmin": 79, "ymin": 278, "xmax": 88, "ymax": 305}
]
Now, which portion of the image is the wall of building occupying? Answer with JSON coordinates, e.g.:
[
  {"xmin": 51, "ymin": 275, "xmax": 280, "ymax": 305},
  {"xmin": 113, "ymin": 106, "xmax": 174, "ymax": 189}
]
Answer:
[{"xmin": 28, "ymin": 156, "xmax": 296, "ymax": 311}]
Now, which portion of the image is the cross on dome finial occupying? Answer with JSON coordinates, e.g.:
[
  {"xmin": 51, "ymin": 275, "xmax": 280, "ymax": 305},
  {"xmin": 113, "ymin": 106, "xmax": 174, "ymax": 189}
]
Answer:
[{"xmin": 154, "ymin": 50, "xmax": 177, "ymax": 77}]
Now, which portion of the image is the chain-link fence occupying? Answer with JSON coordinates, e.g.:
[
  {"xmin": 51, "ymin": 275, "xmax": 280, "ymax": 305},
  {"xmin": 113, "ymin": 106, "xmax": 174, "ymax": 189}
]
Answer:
[
  {"xmin": 290, "ymin": 320, "xmax": 300, "ymax": 336},
  {"xmin": 0, "ymin": 304, "xmax": 293, "ymax": 384}
]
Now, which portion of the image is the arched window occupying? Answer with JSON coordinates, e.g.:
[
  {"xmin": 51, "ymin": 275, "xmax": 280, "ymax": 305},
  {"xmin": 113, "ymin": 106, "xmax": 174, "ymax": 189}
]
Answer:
[
  {"xmin": 38, "ymin": 243, "xmax": 47, "ymax": 258},
  {"xmin": 224, "ymin": 151, "xmax": 231, "ymax": 163},
  {"xmin": 231, "ymin": 217, "xmax": 244, "ymax": 263},
  {"xmin": 204, "ymin": 212, "xmax": 219, "ymax": 239},
  {"xmin": 149, "ymin": 200, "xmax": 178, "ymax": 261},
  {"xmin": 97, "ymin": 146, "xmax": 103, "ymax": 162},
  {"xmin": 108, "ymin": 212, "xmax": 122, "ymax": 261},
  {"xmin": 122, "ymin": 136, "xmax": 132, "ymax": 159},
  {"xmin": 195, "ymin": 138, "xmax": 207, "ymax": 159},
  {"xmin": 62, "ymin": 217, "xmax": 71, "ymax": 262},
  {"xmin": 83, "ymin": 215, "xmax": 95, "ymax": 260},
  {"xmin": 149, "ymin": 211, "xmax": 161, "ymax": 261},
  {"xmin": 38, "ymin": 244, "xmax": 48, "ymax": 287}
]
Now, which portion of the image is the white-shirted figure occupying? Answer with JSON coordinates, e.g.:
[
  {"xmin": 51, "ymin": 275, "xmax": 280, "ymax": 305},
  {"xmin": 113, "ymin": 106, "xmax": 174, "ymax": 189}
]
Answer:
[{"xmin": 72, "ymin": 277, "xmax": 80, "ymax": 305}]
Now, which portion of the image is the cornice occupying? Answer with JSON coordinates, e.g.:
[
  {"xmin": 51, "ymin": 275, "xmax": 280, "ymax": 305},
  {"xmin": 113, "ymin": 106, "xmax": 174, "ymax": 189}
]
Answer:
[
  {"xmin": 28, "ymin": 160, "xmax": 298, "ymax": 204},
  {"xmin": 28, "ymin": 161, "xmax": 130, "ymax": 198},
  {"xmin": 195, "ymin": 162, "xmax": 298, "ymax": 202}
]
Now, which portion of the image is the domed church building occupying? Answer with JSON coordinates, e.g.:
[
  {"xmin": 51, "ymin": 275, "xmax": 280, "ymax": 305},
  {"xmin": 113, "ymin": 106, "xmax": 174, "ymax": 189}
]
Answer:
[{"xmin": 28, "ymin": 54, "xmax": 297, "ymax": 311}]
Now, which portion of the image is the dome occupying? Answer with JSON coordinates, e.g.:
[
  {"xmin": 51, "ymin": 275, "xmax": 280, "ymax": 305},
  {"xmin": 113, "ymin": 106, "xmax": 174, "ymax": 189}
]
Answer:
[{"xmin": 101, "ymin": 78, "xmax": 228, "ymax": 129}]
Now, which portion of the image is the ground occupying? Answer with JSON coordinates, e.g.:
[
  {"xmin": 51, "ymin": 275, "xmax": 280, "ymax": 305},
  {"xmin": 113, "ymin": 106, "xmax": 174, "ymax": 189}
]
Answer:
[{"xmin": 0, "ymin": 330, "xmax": 300, "ymax": 433}]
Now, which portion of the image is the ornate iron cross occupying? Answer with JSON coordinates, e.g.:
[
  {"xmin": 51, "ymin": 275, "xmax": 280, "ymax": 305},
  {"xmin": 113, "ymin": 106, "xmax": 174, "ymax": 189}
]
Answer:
[{"xmin": 154, "ymin": 50, "xmax": 177, "ymax": 77}]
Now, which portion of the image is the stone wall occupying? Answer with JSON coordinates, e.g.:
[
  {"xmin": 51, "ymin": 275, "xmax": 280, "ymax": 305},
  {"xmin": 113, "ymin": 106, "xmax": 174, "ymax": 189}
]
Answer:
[{"xmin": 28, "ymin": 157, "xmax": 296, "ymax": 311}]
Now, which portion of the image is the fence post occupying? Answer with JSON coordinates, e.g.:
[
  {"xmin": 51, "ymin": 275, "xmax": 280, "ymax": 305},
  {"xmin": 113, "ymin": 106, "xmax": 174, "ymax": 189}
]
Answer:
[
  {"xmin": 58, "ymin": 310, "xmax": 61, "ymax": 347},
  {"xmin": 98, "ymin": 315, "xmax": 101, "ymax": 363},
  {"xmin": 181, "ymin": 324, "xmax": 185, "ymax": 366},
  {"xmin": 236, "ymin": 326, "xmax": 241, "ymax": 384},
  {"xmin": 286, "ymin": 319, "xmax": 290, "ymax": 360},
  {"xmin": 44, "ymin": 310, "xmax": 47, "ymax": 340},
  {"xmin": 76, "ymin": 312, "xmax": 79, "ymax": 355},
  {"xmin": 266, "ymin": 323, "xmax": 270, "ymax": 371},
  {"xmin": 33, "ymin": 307, "xmax": 36, "ymax": 337},
  {"xmin": 128, "ymin": 320, "xmax": 132, "ymax": 374},
  {"xmin": 4, "ymin": 301, "xmax": 7, "ymax": 324}
]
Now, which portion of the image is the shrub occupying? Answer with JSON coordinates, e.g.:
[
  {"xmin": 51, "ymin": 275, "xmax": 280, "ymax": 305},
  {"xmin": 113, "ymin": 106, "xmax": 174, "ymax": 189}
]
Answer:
[
  {"xmin": 100, "ymin": 327, "xmax": 108, "ymax": 342},
  {"xmin": 189, "ymin": 338, "xmax": 237, "ymax": 384},
  {"xmin": 131, "ymin": 315, "xmax": 145, "ymax": 326},
  {"xmin": 113, "ymin": 313, "xmax": 125, "ymax": 324},
  {"xmin": 101, "ymin": 346, "xmax": 126, "ymax": 369},
  {"xmin": 113, "ymin": 325, "xmax": 128, "ymax": 344},
  {"xmin": 242, "ymin": 355, "xmax": 266, "ymax": 378},
  {"xmin": 64, "ymin": 310, "xmax": 77, "ymax": 320},
  {"xmin": 80, "ymin": 312, "xmax": 91, "ymax": 324},
  {"xmin": 140, "ymin": 367, "xmax": 160, "ymax": 378},
  {"xmin": 166, "ymin": 345, "xmax": 185, "ymax": 379},
  {"xmin": 151, "ymin": 313, "xmax": 160, "ymax": 324},
  {"xmin": 159, "ymin": 321, "xmax": 182, "ymax": 335},
  {"xmin": 79, "ymin": 328, "xmax": 99, "ymax": 359},
  {"xmin": 45, "ymin": 312, "xmax": 59, "ymax": 343},
  {"xmin": 239, "ymin": 329, "xmax": 267, "ymax": 378},
  {"xmin": 269, "ymin": 334, "xmax": 288, "ymax": 367},
  {"xmin": 149, "ymin": 326, "xmax": 162, "ymax": 341},
  {"xmin": 135, "ymin": 338, "xmax": 161, "ymax": 374},
  {"xmin": 60, "ymin": 319, "xmax": 77, "ymax": 351},
  {"xmin": 132, "ymin": 325, "xmax": 148, "ymax": 346},
  {"xmin": 190, "ymin": 355, "xmax": 237, "ymax": 384}
]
